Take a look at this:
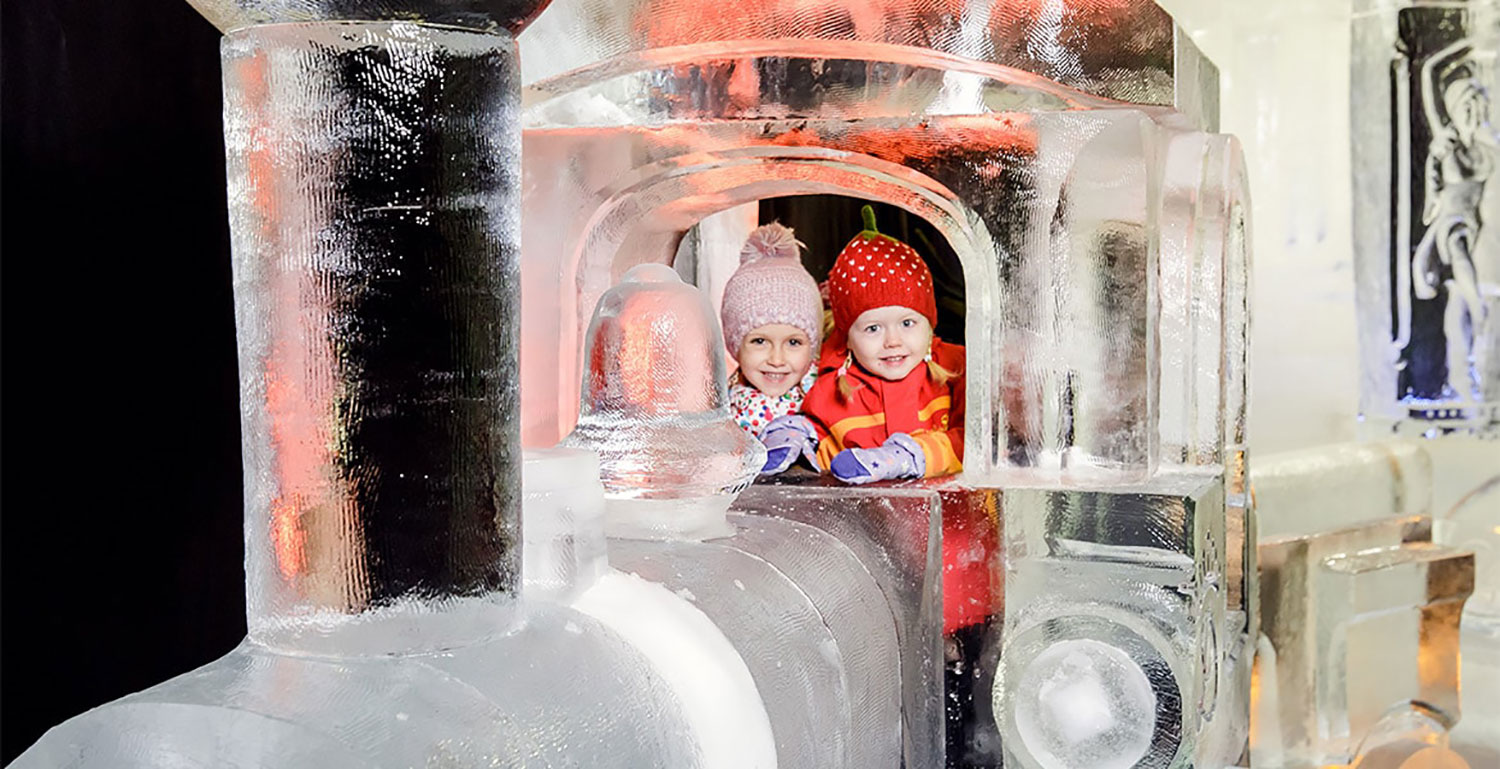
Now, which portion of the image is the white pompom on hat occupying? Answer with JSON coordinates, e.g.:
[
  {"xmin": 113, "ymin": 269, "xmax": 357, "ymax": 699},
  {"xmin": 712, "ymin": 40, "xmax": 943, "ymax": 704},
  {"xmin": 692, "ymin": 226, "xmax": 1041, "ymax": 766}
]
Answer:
[{"xmin": 720, "ymin": 222, "xmax": 824, "ymax": 357}]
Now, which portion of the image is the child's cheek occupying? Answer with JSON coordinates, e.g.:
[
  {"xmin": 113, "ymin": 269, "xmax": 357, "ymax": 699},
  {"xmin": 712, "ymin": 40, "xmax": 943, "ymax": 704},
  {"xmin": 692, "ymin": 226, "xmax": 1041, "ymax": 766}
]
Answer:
[{"xmin": 733, "ymin": 347, "xmax": 755, "ymax": 376}]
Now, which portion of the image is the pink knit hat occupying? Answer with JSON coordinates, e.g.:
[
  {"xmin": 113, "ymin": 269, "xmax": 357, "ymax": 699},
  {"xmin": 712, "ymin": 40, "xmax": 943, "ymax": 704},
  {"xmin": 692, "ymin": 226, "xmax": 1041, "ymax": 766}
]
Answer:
[{"xmin": 720, "ymin": 223, "xmax": 824, "ymax": 357}]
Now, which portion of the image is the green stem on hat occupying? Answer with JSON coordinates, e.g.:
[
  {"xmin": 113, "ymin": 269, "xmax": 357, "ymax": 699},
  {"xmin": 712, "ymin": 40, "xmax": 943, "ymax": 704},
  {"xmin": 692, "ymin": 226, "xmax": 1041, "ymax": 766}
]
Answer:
[{"xmin": 858, "ymin": 204, "xmax": 898, "ymax": 244}]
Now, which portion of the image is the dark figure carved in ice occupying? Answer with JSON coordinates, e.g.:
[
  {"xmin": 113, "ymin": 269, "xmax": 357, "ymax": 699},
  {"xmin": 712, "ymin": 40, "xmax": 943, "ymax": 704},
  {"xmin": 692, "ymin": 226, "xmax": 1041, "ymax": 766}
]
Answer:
[{"xmin": 1411, "ymin": 39, "xmax": 1498, "ymax": 403}]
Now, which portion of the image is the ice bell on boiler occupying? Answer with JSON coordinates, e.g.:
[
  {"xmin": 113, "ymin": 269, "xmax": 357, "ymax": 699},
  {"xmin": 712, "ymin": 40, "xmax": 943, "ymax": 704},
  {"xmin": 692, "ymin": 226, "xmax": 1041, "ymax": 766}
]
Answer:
[{"xmin": 561, "ymin": 263, "xmax": 765, "ymax": 540}]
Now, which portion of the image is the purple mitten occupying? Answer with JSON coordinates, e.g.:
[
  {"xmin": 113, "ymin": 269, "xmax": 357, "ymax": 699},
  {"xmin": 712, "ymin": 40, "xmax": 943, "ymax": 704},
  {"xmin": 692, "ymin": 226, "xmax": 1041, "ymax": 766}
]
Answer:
[
  {"xmin": 759, "ymin": 414, "xmax": 820, "ymax": 475},
  {"xmin": 830, "ymin": 433, "xmax": 926, "ymax": 484}
]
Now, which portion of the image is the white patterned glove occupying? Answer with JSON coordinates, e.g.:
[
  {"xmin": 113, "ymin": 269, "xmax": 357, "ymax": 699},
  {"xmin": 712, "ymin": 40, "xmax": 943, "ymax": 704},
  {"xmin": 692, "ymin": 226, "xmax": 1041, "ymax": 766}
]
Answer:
[{"xmin": 759, "ymin": 414, "xmax": 820, "ymax": 475}]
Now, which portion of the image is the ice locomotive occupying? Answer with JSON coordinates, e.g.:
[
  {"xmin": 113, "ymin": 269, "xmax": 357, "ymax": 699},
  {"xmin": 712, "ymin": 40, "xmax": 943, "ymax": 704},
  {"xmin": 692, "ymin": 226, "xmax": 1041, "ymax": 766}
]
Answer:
[{"xmin": 19, "ymin": 0, "xmax": 1278, "ymax": 768}]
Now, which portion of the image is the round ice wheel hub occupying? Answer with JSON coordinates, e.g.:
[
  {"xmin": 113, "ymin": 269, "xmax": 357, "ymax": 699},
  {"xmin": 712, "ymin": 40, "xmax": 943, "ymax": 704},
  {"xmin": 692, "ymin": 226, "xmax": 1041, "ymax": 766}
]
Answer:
[{"xmin": 1012, "ymin": 639, "xmax": 1156, "ymax": 769}]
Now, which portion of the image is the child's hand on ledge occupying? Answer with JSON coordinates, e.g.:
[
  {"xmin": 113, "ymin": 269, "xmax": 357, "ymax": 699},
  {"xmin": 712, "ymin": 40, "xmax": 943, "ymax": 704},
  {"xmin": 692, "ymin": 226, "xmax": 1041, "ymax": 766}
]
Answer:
[{"xmin": 829, "ymin": 433, "xmax": 924, "ymax": 484}]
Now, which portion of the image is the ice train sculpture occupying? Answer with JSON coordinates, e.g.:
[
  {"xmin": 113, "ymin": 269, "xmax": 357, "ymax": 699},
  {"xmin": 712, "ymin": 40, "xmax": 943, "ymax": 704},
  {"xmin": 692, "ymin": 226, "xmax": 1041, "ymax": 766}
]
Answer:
[{"xmin": 14, "ymin": 0, "xmax": 1488, "ymax": 768}]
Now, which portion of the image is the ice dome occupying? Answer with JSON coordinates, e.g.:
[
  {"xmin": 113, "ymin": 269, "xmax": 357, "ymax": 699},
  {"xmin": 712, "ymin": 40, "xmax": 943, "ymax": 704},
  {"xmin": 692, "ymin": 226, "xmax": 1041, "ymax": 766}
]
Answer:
[{"xmin": 561, "ymin": 263, "xmax": 765, "ymax": 539}]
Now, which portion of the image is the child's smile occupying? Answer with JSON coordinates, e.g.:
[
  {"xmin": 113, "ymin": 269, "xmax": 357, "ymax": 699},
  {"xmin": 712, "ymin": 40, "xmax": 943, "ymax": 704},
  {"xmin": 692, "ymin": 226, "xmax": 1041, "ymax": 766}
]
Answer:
[
  {"xmin": 847, "ymin": 306, "xmax": 933, "ymax": 381},
  {"xmin": 737, "ymin": 323, "xmax": 815, "ymax": 397}
]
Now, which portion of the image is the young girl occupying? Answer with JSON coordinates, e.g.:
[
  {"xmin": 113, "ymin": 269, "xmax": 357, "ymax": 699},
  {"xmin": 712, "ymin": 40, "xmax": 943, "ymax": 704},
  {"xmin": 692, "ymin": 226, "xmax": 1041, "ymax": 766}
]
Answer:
[
  {"xmin": 761, "ymin": 206, "xmax": 965, "ymax": 482},
  {"xmin": 763, "ymin": 207, "xmax": 992, "ymax": 763},
  {"xmin": 719, "ymin": 222, "xmax": 824, "ymax": 441}
]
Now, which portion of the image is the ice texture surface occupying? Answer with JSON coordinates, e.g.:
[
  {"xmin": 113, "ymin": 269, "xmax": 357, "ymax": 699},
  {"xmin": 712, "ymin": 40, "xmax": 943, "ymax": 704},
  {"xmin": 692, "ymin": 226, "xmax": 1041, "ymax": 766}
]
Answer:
[
  {"xmin": 13, "ymin": 605, "xmax": 705, "ymax": 768},
  {"xmin": 1258, "ymin": 515, "xmax": 1475, "ymax": 767},
  {"xmin": 560, "ymin": 264, "xmax": 765, "ymax": 538},
  {"xmin": 1252, "ymin": 440, "xmax": 1434, "ymax": 538},
  {"xmin": 188, "ymin": 0, "xmax": 550, "ymax": 34},
  {"xmin": 1437, "ymin": 472, "xmax": 1500, "ymax": 618},
  {"xmin": 222, "ymin": 21, "xmax": 524, "ymax": 653},
  {"xmin": 736, "ymin": 482, "xmax": 946, "ymax": 769},
  {"xmin": 609, "ymin": 522, "xmax": 865, "ymax": 769},
  {"xmin": 517, "ymin": 0, "xmax": 1195, "ymax": 107},
  {"xmin": 995, "ymin": 472, "xmax": 1250, "ymax": 769},
  {"xmin": 571, "ymin": 571, "xmax": 776, "ymax": 769},
  {"xmin": 1012, "ymin": 639, "xmax": 1156, "ymax": 769},
  {"xmin": 522, "ymin": 448, "xmax": 608, "ymax": 602}
]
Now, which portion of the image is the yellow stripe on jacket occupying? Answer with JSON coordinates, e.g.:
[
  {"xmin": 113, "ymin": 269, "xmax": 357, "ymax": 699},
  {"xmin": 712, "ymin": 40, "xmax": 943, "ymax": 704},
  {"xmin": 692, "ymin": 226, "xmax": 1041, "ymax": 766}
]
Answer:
[{"xmin": 814, "ymin": 394, "xmax": 961, "ymax": 476}]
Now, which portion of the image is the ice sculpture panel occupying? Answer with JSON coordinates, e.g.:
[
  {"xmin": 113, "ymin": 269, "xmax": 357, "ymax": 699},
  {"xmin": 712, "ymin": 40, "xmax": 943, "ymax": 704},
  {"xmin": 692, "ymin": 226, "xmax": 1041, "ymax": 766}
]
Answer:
[
  {"xmin": 18, "ymin": 1, "xmax": 1266, "ymax": 767},
  {"xmin": 735, "ymin": 482, "xmax": 946, "ymax": 768},
  {"xmin": 1258, "ymin": 515, "xmax": 1475, "ymax": 768},
  {"xmin": 520, "ymin": 101, "xmax": 1249, "ymax": 491},
  {"xmin": 1352, "ymin": 3, "xmax": 1500, "ymax": 436},
  {"xmin": 221, "ymin": 21, "xmax": 523, "ymax": 653},
  {"xmin": 994, "ymin": 472, "xmax": 1250, "ymax": 769}
]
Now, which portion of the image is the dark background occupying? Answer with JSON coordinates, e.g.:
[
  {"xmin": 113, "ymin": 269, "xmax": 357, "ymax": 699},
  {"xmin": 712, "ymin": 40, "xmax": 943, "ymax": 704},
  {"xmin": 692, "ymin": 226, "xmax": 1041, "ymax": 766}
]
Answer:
[{"xmin": 2, "ymin": 0, "xmax": 247, "ymax": 759}]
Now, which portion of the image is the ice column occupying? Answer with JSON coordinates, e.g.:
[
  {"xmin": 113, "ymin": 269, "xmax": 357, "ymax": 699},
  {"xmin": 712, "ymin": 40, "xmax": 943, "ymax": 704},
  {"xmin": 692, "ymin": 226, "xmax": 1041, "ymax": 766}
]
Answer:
[
  {"xmin": 11, "ymin": 1, "xmax": 731, "ymax": 765},
  {"xmin": 521, "ymin": 448, "xmax": 608, "ymax": 602},
  {"xmin": 220, "ymin": 20, "xmax": 525, "ymax": 654}
]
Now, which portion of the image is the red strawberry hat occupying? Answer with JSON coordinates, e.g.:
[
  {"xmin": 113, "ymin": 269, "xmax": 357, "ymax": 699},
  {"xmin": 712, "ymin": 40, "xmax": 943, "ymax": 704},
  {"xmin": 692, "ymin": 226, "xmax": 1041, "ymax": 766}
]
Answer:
[{"xmin": 825, "ymin": 205, "xmax": 937, "ymax": 353}]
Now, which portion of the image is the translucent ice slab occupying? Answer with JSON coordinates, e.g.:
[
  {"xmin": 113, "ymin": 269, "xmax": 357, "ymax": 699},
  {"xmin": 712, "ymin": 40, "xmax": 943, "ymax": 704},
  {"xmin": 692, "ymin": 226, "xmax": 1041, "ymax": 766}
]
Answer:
[
  {"xmin": 517, "ymin": 0, "xmax": 1207, "ymax": 108},
  {"xmin": 187, "ymin": 0, "xmax": 548, "ymax": 34},
  {"xmin": 1251, "ymin": 440, "xmax": 1434, "ymax": 538},
  {"xmin": 12, "ymin": 605, "xmax": 705, "ymax": 769},
  {"xmin": 607, "ymin": 520, "xmax": 894, "ymax": 769},
  {"xmin": 995, "ymin": 470, "xmax": 1251, "ymax": 769},
  {"xmin": 219, "ymin": 21, "xmax": 527, "ymax": 652},
  {"xmin": 736, "ymin": 483, "xmax": 946, "ymax": 768},
  {"xmin": 1257, "ymin": 516, "xmax": 1475, "ymax": 768}
]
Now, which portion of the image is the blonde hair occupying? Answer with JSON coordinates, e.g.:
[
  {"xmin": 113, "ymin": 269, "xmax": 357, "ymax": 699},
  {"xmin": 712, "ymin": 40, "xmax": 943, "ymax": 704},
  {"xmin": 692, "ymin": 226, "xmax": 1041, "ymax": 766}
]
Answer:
[{"xmin": 926, "ymin": 358, "xmax": 958, "ymax": 387}]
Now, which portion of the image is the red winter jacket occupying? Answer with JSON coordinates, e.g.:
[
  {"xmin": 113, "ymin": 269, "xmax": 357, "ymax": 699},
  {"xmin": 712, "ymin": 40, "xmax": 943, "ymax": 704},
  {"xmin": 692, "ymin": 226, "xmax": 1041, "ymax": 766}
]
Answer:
[
  {"xmin": 801, "ymin": 339, "xmax": 966, "ymax": 475},
  {"xmin": 801, "ymin": 339, "xmax": 994, "ymax": 633}
]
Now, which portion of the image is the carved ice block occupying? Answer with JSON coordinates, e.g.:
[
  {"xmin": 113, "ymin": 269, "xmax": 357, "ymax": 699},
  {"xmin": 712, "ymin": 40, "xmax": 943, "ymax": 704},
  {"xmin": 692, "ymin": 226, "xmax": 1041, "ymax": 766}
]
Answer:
[
  {"xmin": 559, "ymin": 264, "xmax": 765, "ymax": 540},
  {"xmin": 607, "ymin": 514, "xmax": 903, "ymax": 769},
  {"xmin": 1157, "ymin": 0, "xmax": 1500, "ymax": 444},
  {"xmin": 1351, "ymin": 3, "xmax": 1500, "ymax": 436},
  {"xmin": 734, "ymin": 483, "xmax": 946, "ymax": 769},
  {"xmin": 1252, "ymin": 440, "xmax": 1435, "ymax": 538},
  {"xmin": 994, "ymin": 471, "xmax": 1249, "ymax": 769},
  {"xmin": 1258, "ymin": 516, "xmax": 1475, "ymax": 768}
]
